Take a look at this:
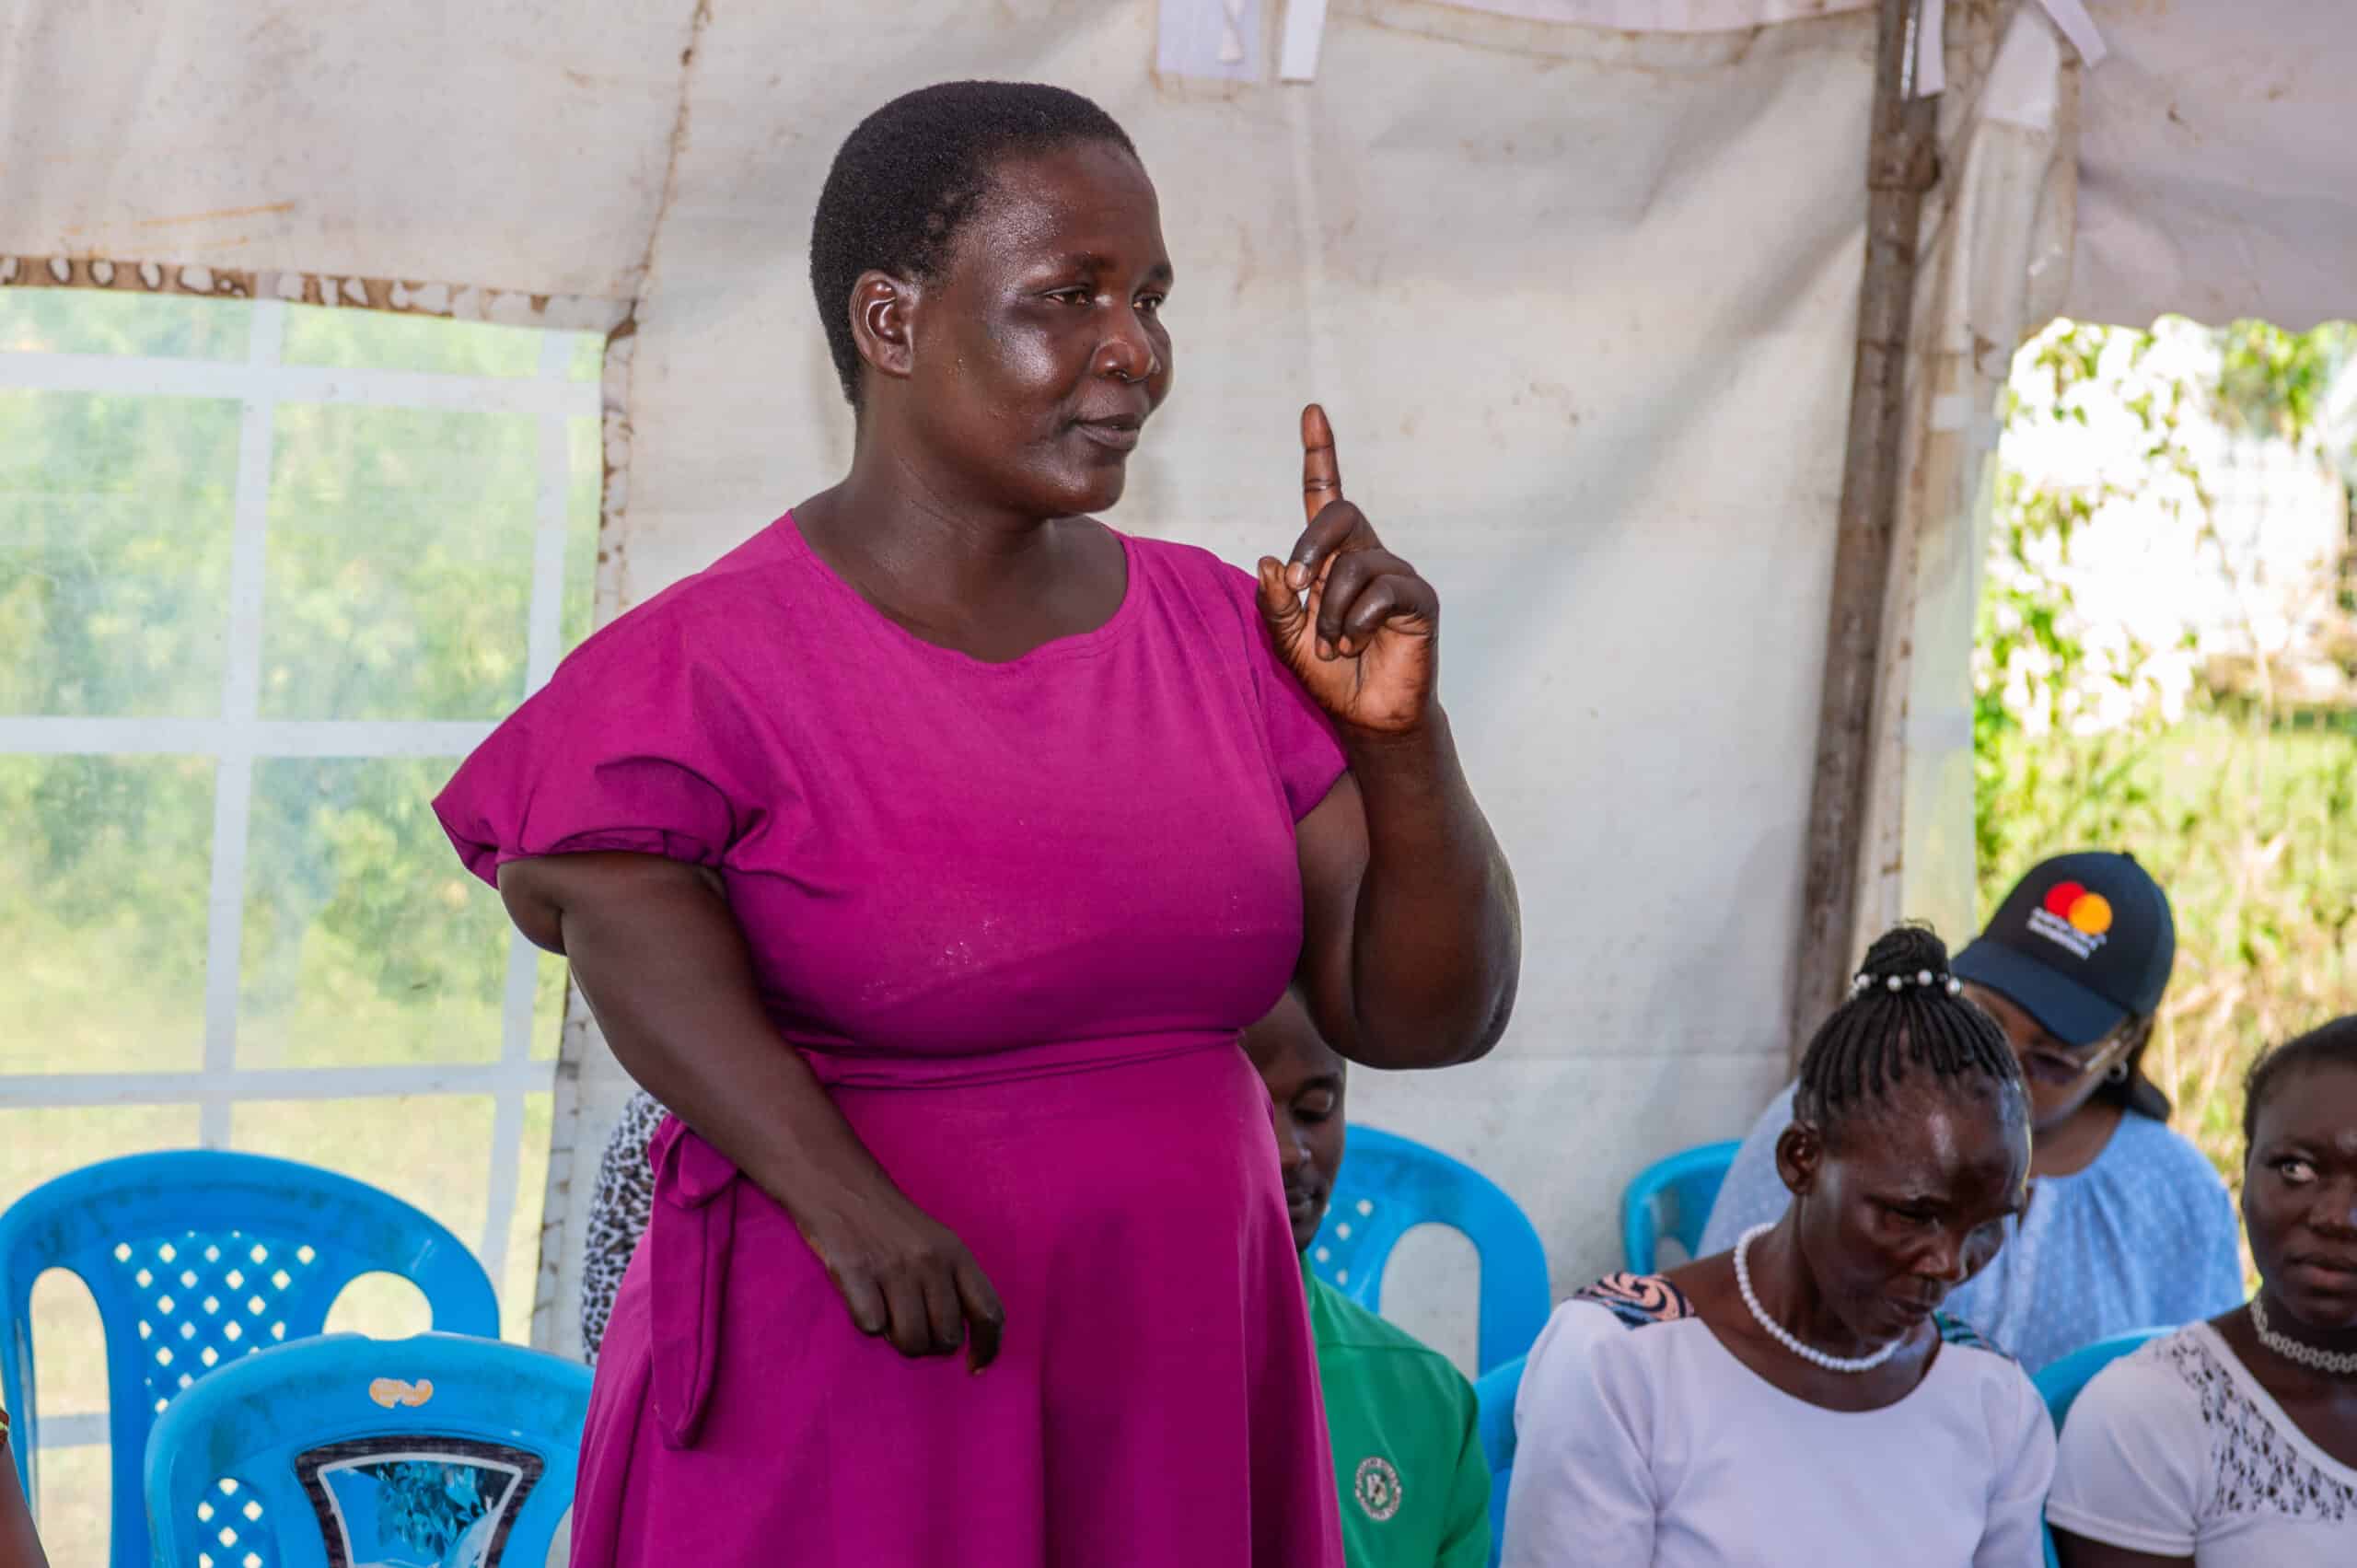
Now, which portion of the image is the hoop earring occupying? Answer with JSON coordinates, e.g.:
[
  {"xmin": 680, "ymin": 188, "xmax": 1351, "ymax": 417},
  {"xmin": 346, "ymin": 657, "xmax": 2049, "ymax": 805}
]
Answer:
[{"xmin": 2105, "ymin": 1062, "xmax": 2131, "ymax": 1084}]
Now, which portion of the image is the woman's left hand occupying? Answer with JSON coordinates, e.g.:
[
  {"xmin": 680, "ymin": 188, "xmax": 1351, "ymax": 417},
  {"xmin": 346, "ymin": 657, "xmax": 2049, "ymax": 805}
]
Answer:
[{"xmin": 1255, "ymin": 404, "xmax": 1439, "ymax": 737}]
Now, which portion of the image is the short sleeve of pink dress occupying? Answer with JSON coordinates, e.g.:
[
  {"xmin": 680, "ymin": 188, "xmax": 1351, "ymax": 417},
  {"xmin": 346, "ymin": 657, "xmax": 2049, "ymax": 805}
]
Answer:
[
  {"xmin": 434, "ymin": 514, "xmax": 1347, "ymax": 1568},
  {"xmin": 435, "ymin": 600, "xmax": 762, "ymax": 882}
]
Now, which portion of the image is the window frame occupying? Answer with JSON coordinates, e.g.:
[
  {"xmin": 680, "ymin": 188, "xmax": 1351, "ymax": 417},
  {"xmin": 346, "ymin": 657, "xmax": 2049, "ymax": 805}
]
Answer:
[{"xmin": 0, "ymin": 294, "xmax": 602, "ymax": 1453}]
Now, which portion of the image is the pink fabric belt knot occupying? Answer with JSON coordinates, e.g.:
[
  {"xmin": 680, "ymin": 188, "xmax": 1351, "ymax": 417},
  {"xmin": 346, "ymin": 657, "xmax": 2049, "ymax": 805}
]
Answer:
[{"xmin": 646, "ymin": 1113, "xmax": 739, "ymax": 1449}]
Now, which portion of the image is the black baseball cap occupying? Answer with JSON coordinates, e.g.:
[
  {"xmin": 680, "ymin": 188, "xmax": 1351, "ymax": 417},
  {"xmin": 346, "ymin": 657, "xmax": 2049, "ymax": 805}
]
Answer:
[{"xmin": 1952, "ymin": 853, "xmax": 2176, "ymax": 1108}]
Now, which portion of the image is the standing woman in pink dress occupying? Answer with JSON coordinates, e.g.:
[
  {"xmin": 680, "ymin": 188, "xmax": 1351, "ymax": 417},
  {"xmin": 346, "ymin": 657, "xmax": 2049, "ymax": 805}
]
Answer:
[{"xmin": 434, "ymin": 81, "xmax": 1520, "ymax": 1567}]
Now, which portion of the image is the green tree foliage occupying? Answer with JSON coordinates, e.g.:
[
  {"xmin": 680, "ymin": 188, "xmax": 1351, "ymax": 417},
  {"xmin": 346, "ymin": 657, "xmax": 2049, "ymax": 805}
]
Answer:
[{"xmin": 1977, "ymin": 317, "xmax": 2357, "ymax": 1200}]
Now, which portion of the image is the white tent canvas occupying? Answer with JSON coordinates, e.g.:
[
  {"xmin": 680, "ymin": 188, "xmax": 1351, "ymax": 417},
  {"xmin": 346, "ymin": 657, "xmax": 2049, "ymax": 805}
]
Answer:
[{"xmin": 3, "ymin": 0, "xmax": 2351, "ymax": 1378}]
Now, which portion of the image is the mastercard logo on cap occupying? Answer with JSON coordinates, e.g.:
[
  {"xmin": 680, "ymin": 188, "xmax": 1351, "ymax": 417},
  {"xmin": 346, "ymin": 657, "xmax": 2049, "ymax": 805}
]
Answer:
[{"xmin": 2042, "ymin": 882, "xmax": 2113, "ymax": 935}]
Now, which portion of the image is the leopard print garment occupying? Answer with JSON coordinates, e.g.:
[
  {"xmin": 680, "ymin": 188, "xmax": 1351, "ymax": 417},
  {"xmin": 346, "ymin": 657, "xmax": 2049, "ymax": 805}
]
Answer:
[{"xmin": 580, "ymin": 1088, "xmax": 667, "ymax": 1361}]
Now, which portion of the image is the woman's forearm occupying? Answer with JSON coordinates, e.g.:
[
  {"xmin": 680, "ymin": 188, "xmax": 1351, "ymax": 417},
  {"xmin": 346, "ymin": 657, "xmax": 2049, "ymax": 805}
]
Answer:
[
  {"xmin": 501, "ymin": 851, "xmax": 1007, "ymax": 1365},
  {"xmin": 1338, "ymin": 705, "xmax": 1520, "ymax": 1067}
]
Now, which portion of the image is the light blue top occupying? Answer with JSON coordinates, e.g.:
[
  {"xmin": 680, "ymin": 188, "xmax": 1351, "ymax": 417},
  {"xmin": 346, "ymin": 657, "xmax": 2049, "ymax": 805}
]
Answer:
[{"xmin": 1696, "ymin": 1084, "xmax": 2244, "ymax": 1374}]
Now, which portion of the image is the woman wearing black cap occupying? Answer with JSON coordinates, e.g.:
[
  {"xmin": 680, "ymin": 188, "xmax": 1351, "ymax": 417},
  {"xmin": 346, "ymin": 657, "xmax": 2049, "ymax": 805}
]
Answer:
[{"xmin": 1700, "ymin": 853, "xmax": 2243, "ymax": 1372}]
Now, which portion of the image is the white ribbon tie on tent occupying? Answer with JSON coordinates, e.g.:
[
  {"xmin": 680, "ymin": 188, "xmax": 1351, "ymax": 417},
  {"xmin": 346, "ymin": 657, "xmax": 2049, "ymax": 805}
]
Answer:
[{"xmin": 1918, "ymin": 0, "xmax": 2106, "ymax": 96}]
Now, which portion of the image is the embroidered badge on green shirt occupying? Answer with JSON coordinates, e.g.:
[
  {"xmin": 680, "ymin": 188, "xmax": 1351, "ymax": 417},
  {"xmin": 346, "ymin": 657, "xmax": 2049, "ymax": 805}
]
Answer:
[{"xmin": 1305, "ymin": 1267, "xmax": 1492, "ymax": 1568}]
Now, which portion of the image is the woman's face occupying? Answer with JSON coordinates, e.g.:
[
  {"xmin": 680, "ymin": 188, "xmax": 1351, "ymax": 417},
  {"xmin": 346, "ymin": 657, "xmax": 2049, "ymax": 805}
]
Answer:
[
  {"xmin": 1965, "ymin": 981, "xmax": 2132, "ymax": 1132},
  {"xmin": 2245, "ymin": 1061, "xmax": 2357, "ymax": 1333},
  {"xmin": 1782, "ymin": 1074, "xmax": 2031, "ymax": 1343},
  {"xmin": 889, "ymin": 140, "xmax": 1175, "ymax": 519}
]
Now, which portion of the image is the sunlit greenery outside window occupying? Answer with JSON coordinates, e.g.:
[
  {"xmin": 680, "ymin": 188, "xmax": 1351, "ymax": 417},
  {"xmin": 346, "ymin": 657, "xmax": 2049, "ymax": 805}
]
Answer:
[{"xmin": 0, "ymin": 286, "xmax": 604, "ymax": 1553}]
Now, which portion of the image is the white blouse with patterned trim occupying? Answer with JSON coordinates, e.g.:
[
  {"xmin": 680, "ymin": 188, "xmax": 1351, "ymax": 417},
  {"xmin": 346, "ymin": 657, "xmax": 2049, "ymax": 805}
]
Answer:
[
  {"xmin": 2048, "ymin": 1320, "xmax": 2357, "ymax": 1565},
  {"xmin": 1503, "ymin": 1284, "xmax": 2054, "ymax": 1567}
]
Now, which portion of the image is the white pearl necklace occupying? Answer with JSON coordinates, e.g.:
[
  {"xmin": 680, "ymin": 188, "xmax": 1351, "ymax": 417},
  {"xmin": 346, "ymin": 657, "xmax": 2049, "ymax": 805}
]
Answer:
[
  {"xmin": 2253, "ymin": 1295, "xmax": 2357, "ymax": 1376},
  {"xmin": 1733, "ymin": 1224, "xmax": 1906, "ymax": 1374}
]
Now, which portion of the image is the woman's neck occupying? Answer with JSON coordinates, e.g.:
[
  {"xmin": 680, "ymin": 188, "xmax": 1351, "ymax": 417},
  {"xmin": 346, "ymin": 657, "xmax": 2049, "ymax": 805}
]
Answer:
[
  {"xmin": 1749, "ymin": 1218, "xmax": 1890, "ymax": 1360},
  {"xmin": 2220, "ymin": 1298, "xmax": 2357, "ymax": 1472},
  {"xmin": 2252, "ymin": 1288, "xmax": 2357, "ymax": 1363},
  {"xmin": 2030, "ymin": 1094, "xmax": 2124, "ymax": 1179},
  {"xmin": 795, "ymin": 452, "xmax": 1074, "ymax": 629}
]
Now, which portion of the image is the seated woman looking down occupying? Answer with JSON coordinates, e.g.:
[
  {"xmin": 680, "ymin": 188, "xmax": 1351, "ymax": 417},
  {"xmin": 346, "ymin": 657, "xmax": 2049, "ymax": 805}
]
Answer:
[
  {"xmin": 1702, "ymin": 853, "xmax": 2240, "ymax": 1372},
  {"xmin": 2048, "ymin": 1015, "xmax": 2357, "ymax": 1566},
  {"xmin": 1504, "ymin": 926, "xmax": 2052, "ymax": 1567}
]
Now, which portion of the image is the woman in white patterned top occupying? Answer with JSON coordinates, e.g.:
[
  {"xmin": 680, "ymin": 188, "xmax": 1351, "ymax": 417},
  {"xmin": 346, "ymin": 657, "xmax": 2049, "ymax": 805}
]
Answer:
[
  {"xmin": 1504, "ymin": 925, "xmax": 2053, "ymax": 1567},
  {"xmin": 2048, "ymin": 1015, "xmax": 2357, "ymax": 1566}
]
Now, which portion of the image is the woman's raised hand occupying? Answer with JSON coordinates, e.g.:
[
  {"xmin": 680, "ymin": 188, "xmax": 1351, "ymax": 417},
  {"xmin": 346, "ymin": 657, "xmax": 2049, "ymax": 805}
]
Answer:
[{"xmin": 1255, "ymin": 404, "xmax": 1439, "ymax": 736}]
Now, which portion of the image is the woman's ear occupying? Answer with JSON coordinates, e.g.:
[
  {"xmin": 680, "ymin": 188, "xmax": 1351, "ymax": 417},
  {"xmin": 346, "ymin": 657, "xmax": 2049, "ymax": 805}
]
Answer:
[
  {"xmin": 1775, "ymin": 1119, "xmax": 1825, "ymax": 1200},
  {"xmin": 848, "ymin": 271, "xmax": 918, "ymax": 387}
]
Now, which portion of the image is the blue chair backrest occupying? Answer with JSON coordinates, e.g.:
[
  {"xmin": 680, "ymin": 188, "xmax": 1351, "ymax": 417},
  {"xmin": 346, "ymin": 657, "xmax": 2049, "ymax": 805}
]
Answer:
[
  {"xmin": 0, "ymin": 1150, "xmax": 499, "ymax": 1568},
  {"xmin": 2034, "ymin": 1328, "xmax": 2166, "ymax": 1429},
  {"xmin": 1620, "ymin": 1140, "xmax": 1742, "ymax": 1275},
  {"xmin": 1307, "ymin": 1126, "xmax": 1550, "ymax": 1376},
  {"xmin": 146, "ymin": 1331, "xmax": 591, "ymax": 1568},
  {"xmin": 1469, "ymin": 1351, "xmax": 1526, "ymax": 1568},
  {"xmin": 2033, "ymin": 1328, "xmax": 2168, "ymax": 1568}
]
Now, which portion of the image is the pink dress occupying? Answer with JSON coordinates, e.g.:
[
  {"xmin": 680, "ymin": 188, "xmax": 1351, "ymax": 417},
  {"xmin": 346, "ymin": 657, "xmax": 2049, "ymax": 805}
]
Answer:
[{"xmin": 434, "ymin": 512, "xmax": 1349, "ymax": 1566}]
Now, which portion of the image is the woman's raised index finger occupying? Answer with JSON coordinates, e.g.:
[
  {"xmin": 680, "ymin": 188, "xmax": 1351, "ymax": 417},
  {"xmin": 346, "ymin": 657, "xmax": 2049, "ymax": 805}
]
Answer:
[{"xmin": 1300, "ymin": 402, "xmax": 1342, "ymax": 527}]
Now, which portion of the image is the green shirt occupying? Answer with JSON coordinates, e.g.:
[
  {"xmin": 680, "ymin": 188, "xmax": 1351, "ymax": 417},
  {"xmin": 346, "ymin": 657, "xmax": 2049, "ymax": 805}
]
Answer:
[{"xmin": 1306, "ymin": 1269, "xmax": 1493, "ymax": 1568}]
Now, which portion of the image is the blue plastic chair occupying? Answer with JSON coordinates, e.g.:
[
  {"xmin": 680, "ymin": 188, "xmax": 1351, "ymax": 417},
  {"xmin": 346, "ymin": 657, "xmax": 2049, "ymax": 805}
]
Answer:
[
  {"xmin": 146, "ymin": 1331, "xmax": 590, "ymax": 1568},
  {"xmin": 1620, "ymin": 1140, "xmax": 1741, "ymax": 1275},
  {"xmin": 2035, "ymin": 1327, "xmax": 2166, "ymax": 1428},
  {"xmin": 0, "ymin": 1150, "xmax": 499, "ymax": 1568},
  {"xmin": 1307, "ymin": 1126, "xmax": 1550, "ymax": 1376},
  {"xmin": 1470, "ymin": 1350, "xmax": 1526, "ymax": 1568},
  {"xmin": 2034, "ymin": 1328, "xmax": 2168, "ymax": 1568}
]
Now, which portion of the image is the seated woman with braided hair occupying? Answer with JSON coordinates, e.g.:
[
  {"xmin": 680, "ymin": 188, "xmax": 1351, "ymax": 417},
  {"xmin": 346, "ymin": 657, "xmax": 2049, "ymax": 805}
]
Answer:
[
  {"xmin": 1703, "ymin": 853, "xmax": 2241, "ymax": 1375},
  {"xmin": 1502, "ymin": 925, "xmax": 2053, "ymax": 1567}
]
